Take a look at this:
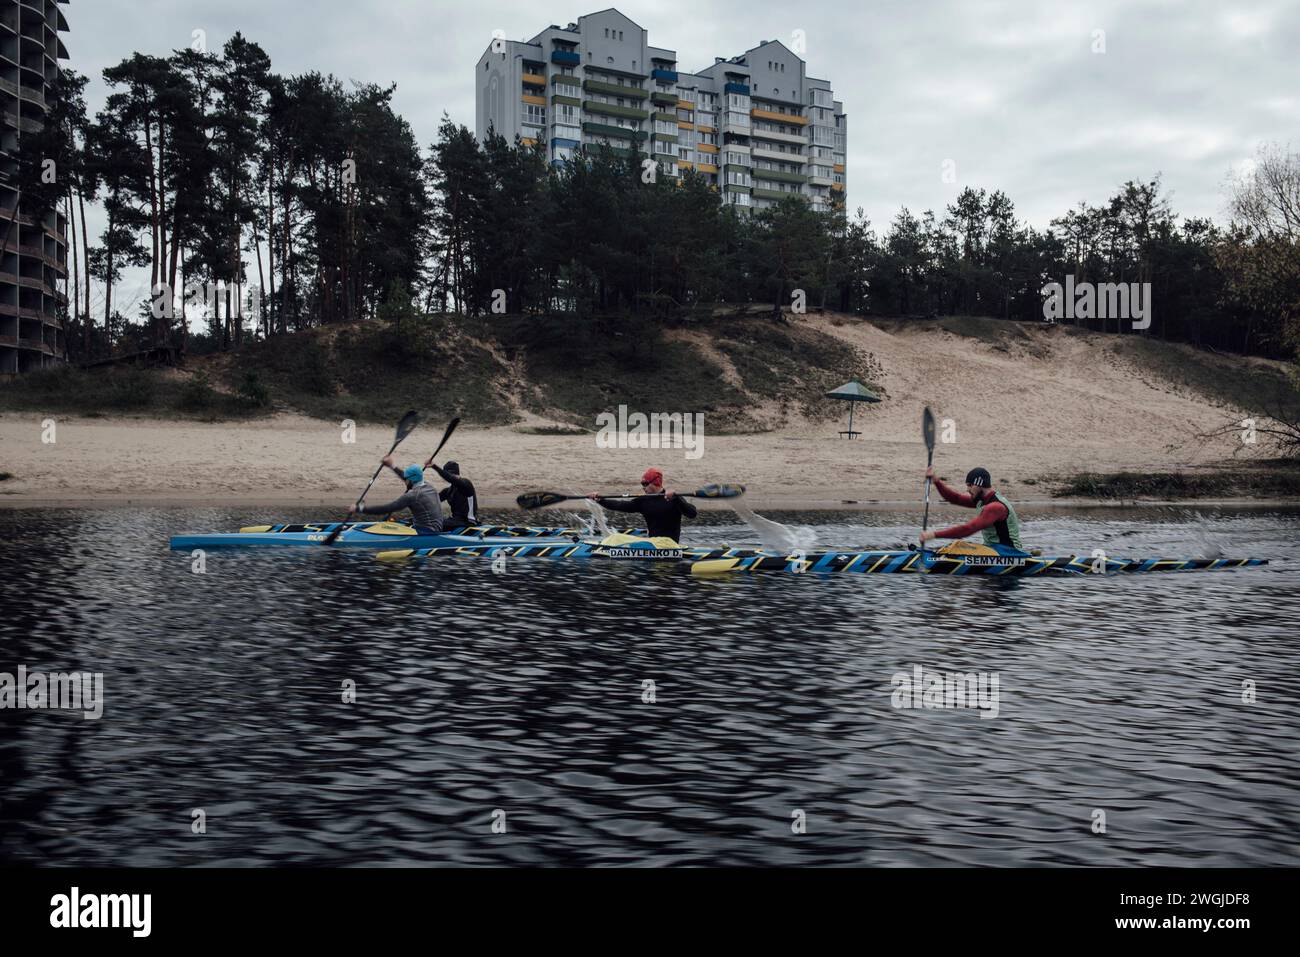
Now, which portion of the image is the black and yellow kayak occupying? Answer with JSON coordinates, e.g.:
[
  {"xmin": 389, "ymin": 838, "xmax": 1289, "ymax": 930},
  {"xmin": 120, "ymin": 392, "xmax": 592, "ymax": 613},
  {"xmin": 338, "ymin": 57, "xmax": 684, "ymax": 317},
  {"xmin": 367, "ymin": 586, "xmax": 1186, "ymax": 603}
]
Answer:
[
  {"xmin": 376, "ymin": 535, "xmax": 1267, "ymax": 576},
  {"xmin": 689, "ymin": 540, "xmax": 1270, "ymax": 576},
  {"xmin": 377, "ymin": 532, "xmax": 694, "ymax": 563}
]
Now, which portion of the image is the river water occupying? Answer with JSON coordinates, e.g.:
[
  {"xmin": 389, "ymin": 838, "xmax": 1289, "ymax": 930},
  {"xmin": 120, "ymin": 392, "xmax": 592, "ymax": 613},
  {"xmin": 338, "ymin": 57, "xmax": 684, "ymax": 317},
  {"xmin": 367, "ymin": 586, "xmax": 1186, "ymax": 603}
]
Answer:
[{"xmin": 1, "ymin": 505, "xmax": 1297, "ymax": 866}]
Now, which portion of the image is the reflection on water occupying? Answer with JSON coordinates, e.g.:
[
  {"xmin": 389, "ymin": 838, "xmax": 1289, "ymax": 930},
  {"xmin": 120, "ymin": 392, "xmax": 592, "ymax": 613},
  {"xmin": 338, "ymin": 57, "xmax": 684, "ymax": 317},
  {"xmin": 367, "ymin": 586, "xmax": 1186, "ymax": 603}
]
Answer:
[{"xmin": 1, "ymin": 506, "xmax": 1298, "ymax": 866}]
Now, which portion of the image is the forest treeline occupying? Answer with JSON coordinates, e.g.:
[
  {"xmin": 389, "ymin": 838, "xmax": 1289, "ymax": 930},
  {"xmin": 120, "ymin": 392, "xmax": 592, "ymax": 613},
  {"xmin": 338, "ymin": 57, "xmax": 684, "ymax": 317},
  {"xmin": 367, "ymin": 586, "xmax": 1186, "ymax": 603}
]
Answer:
[{"xmin": 16, "ymin": 33, "xmax": 1300, "ymax": 363}]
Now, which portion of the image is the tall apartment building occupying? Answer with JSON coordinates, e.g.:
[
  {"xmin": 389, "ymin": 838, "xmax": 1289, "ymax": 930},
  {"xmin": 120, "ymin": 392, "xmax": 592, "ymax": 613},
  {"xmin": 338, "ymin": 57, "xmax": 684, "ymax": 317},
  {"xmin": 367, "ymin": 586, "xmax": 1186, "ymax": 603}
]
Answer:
[
  {"xmin": 1, "ymin": 0, "xmax": 69, "ymax": 378},
  {"xmin": 476, "ymin": 8, "xmax": 846, "ymax": 213}
]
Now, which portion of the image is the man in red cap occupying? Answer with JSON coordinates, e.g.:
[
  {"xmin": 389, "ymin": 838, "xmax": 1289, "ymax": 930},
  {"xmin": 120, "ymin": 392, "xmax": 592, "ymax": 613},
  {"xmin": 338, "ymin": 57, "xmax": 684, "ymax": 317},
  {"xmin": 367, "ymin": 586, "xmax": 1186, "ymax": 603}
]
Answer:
[{"xmin": 588, "ymin": 468, "xmax": 698, "ymax": 543}]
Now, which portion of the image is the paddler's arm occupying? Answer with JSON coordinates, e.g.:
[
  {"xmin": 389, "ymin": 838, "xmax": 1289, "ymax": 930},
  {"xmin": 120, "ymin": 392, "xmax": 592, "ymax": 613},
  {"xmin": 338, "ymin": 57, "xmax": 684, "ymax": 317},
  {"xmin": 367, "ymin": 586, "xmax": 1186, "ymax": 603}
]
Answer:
[
  {"xmin": 377, "ymin": 453, "xmax": 406, "ymax": 480},
  {"xmin": 929, "ymin": 470, "xmax": 976, "ymax": 508},
  {"xmin": 922, "ymin": 500, "xmax": 1009, "ymax": 541},
  {"xmin": 429, "ymin": 463, "xmax": 473, "ymax": 493},
  {"xmin": 667, "ymin": 490, "xmax": 697, "ymax": 518},
  {"xmin": 354, "ymin": 490, "xmax": 416, "ymax": 516}
]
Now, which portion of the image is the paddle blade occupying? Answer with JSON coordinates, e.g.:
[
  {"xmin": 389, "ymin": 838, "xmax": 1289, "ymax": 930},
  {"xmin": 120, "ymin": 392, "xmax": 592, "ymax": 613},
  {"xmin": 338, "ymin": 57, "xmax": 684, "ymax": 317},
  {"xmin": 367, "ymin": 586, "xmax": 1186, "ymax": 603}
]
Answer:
[
  {"xmin": 922, "ymin": 406, "xmax": 936, "ymax": 453},
  {"xmin": 426, "ymin": 416, "xmax": 460, "ymax": 464},
  {"xmin": 692, "ymin": 483, "xmax": 746, "ymax": 499},
  {"xmin": 516, "ymin": 491, "xmax": 571, "ymax": 510},
  {"xmin": 395, "ymin": 409, "xmax": 421, "ymax": 444}
]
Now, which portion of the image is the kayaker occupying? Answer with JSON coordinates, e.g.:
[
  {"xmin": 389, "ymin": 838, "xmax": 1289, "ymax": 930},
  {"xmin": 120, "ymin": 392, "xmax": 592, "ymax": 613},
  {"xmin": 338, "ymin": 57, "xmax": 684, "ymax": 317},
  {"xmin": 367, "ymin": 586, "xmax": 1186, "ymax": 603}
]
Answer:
[
  {"xmin": 919, "ymin": 466, "xmax": 1023, "ymax": 549},
  {"xmin": 430, "ymin": 461, "xmax": 477, "ymax": 529},
  {"xmin": 346, "ymin": 455, "xmax": 447, "ymax": 531},
  {"xmin": 588, "ymin": 468, "xmax": 697, "ymax": 543}
]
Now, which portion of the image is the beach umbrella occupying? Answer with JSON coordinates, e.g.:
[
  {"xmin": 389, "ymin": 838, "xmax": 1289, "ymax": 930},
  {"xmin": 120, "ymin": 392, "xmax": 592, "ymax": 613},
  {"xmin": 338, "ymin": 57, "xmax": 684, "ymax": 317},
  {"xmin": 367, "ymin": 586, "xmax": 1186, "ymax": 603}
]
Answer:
[{"xmin": 826, "ymin": 380, "xmax": 881, "ymax": 438}]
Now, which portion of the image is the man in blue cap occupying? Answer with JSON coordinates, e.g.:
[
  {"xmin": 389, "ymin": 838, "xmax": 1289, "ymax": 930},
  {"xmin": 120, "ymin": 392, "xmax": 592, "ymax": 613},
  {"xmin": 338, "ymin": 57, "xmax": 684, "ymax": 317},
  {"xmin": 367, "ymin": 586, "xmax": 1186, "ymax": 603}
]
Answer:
[{"xmin": 346, "ymin": 454, "xmax": 447, "ymax": 530}]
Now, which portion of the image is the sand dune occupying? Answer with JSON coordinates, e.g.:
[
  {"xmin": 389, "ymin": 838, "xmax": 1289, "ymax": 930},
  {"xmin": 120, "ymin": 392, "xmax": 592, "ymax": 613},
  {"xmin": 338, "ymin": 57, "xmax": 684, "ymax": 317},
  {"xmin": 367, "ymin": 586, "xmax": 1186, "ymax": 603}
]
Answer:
[{"xmin": 0, "ymin": 317, "xmax": 1283, "ymax": 509}]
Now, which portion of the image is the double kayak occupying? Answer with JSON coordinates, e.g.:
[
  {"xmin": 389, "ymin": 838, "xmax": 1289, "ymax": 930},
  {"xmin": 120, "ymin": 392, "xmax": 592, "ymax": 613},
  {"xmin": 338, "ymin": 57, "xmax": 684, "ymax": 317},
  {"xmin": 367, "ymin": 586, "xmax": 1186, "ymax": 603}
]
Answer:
[
  {"xmin": 168, "ymin": 521, "xmax": 595, "ymax": 550},
  {"xmin": 376, "ymin": 534, "xmax": 704, "ymax": 563},
  {"xmin": 375, "ymin": 536, "xmax": 1268, "ymax": 577}
]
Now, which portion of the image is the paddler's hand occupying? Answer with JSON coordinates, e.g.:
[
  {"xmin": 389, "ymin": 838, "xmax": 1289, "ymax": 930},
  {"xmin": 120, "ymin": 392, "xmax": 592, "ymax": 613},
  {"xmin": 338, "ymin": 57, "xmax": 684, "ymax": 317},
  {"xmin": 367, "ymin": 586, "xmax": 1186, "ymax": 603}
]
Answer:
[
  {"xmin": 919, "ymin": 530, "xmax": 937, "ymax": 544},
  {"xmin": 587, "ymin": 493, "xmax": 600, "ymax": 501},
  {"xmin": 664, "ymin": 490, "xmax": 676, "ymax": 500},
  {"xmin": 925, "ymin": 466, "xmax": 935, "ymax": 480},
  {"xmin": 382, "ymin": 454, "xmax": 396, "ymax": 469}
]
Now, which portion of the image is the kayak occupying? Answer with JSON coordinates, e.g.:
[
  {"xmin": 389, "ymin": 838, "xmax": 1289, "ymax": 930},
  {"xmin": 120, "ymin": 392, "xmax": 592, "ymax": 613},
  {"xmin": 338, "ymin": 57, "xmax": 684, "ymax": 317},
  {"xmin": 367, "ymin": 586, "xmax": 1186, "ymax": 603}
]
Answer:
[
  {"xmin": 376, "ymin": 536, "xmax": 1268, "ymax": 577},
  {"xmin": 168, "ymin": 521, "xmax": 594, "ymax": 550},
  {"xmin": 376, "ymin": 534, "xmax": 698, "ymax": 563},
  {"xmin": 690, "ymin": 548, "xmax": 1270, "ymax": 576}
]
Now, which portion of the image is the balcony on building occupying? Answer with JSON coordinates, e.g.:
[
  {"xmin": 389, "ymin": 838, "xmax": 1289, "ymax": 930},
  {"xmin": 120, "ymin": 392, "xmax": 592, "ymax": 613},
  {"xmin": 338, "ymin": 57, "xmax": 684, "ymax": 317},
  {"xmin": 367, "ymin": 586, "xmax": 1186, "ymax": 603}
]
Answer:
[
  {"xmin": 584, "ymin": 100, "xmax": 649, "ymax": 121},
  {"xmin": 583, "ymin": 77, "xmax": 647, "ymax": 99}
]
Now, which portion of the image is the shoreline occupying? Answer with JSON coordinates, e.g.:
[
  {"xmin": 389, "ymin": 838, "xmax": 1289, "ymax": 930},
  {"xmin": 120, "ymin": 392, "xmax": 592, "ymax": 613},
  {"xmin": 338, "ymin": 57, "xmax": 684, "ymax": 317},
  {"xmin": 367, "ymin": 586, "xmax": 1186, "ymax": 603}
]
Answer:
[
  {"xmin": 4, "ymin": 410, "xmax": 1297, "ymax": 513},
  {"xmin": 2, "ymin": 493, "xmax": 1297, "ymax": 510}
]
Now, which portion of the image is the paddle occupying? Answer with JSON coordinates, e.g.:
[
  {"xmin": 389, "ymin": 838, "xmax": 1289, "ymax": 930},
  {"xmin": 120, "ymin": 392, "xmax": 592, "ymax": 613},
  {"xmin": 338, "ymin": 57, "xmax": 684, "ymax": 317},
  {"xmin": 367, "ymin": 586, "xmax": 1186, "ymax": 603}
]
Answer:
[
  {"xmin": 420, "ymin": 416, "xmax": 462, "ymax": 472},
  {"xmin": 323, "ymin": 410, "xmax": 420, "ymax": 546},
  {"xmin": 920, "ymin": 406, "xmax": 936, "ymax": 549},
  {"xmin": 383, "ymin": 416, "xmax": 462, "ymax": 522},
  {"xmin": 516, "ymin": 483, "xmax": 746, "ymax": 510}
]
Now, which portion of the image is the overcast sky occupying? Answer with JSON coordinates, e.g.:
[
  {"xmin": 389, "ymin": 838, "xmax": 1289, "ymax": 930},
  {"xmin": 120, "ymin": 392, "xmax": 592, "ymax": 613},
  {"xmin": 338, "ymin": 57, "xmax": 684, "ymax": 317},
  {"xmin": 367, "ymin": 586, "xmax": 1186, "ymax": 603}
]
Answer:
[{"xmin": 67, "ymin": 0, "xmax": 1298, "ymax": 312}]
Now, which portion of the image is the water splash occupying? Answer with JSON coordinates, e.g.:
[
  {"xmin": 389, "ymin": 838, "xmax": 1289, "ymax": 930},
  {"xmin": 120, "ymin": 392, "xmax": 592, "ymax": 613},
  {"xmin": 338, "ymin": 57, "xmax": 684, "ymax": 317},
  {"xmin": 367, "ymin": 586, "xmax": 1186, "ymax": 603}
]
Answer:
[
  {"xmin": 729, "ymin": 502, "xmax": 819, "ymax": 552},
  {"xmin": 1186, "ymin": 509, "xmax": 1226, "ymax": 559},
  {"xmin": 560, "ymin": 501, "xmax": 614, "ymax": 537}
]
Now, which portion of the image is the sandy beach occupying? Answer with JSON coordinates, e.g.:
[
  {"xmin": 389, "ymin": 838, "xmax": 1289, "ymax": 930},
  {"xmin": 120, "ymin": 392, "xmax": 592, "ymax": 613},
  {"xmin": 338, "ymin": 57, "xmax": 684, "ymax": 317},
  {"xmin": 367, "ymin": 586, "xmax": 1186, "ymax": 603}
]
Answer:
[{"xmin": 1, "ymin": 317, "xmax": 1284, "ymax": 511}]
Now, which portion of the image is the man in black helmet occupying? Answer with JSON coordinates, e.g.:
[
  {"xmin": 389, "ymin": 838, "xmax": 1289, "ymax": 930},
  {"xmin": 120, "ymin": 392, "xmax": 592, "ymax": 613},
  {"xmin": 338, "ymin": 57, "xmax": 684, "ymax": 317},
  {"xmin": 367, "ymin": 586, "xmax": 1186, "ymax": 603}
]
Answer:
[
  {"xmin": 429, "ymin": 461, "xmax": 477, "ymax": 529},
  {"xmin": 920, "ymin": 466, "xmax": 1023, "ymax": 549}
]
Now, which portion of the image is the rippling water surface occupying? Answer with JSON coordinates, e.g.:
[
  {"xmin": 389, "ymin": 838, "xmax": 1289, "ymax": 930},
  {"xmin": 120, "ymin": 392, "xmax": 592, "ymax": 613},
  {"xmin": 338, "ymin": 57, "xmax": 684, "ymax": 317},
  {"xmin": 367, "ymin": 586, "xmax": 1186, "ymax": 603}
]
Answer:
[{"xmin": 1, "ymin": 505, "xmax": 1297, "ymax": 866}]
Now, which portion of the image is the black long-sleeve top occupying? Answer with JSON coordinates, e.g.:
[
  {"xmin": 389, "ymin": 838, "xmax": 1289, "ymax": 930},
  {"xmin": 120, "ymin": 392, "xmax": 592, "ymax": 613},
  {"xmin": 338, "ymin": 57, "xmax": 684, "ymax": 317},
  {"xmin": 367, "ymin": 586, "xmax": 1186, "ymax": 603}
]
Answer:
[
  {"xmin": 430, "ymin": 464, "xmax": 477, "ymax": 525},
  {"xmin": 596, "ymin": 494, "xmax": 697, "ymax": 542}
]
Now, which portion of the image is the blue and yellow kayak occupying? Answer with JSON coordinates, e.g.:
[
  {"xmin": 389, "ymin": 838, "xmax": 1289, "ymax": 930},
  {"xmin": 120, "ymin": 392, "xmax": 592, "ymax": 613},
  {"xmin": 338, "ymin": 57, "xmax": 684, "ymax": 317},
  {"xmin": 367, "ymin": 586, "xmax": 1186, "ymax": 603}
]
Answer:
[
  {"xmin": 168, "ymin": 522, "xmax": 592, "ymax": 550},
  {"xmin": 375, "ymin": 536, "xmax": 1268, "ymax": 577},
  {"xmin": 689, "ymin": 545, "xmax": 1270, "ymax": 576},
  {"xmin": 375, "ymin": 533, "xmax": 692, "ymax": 563}
]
